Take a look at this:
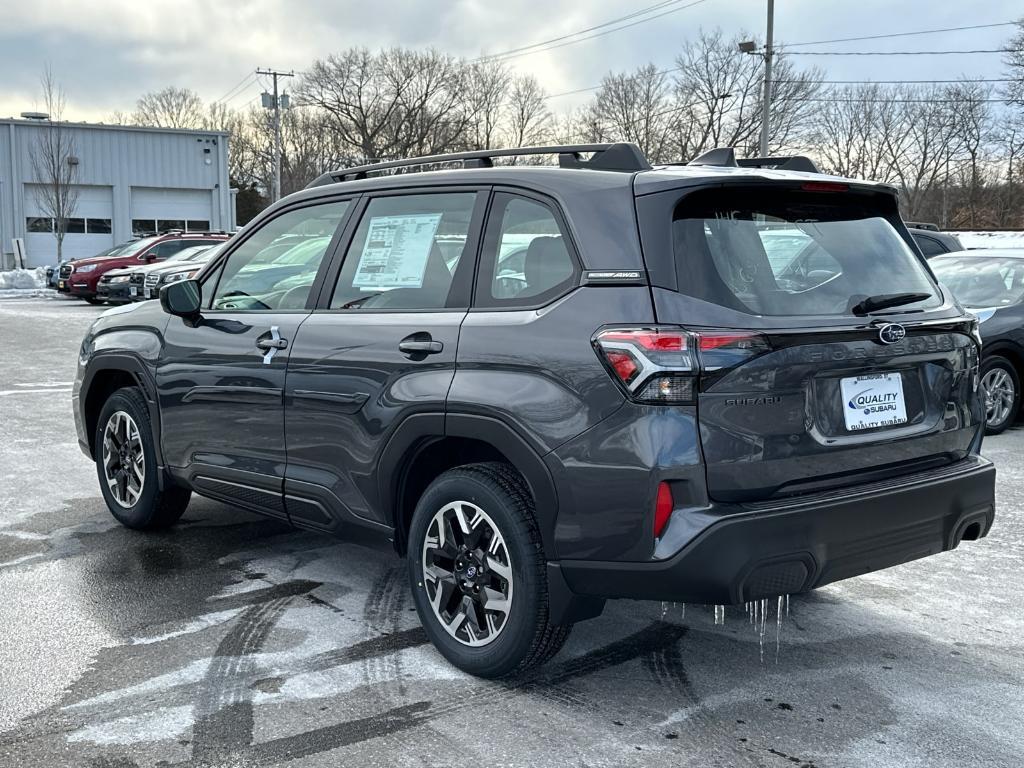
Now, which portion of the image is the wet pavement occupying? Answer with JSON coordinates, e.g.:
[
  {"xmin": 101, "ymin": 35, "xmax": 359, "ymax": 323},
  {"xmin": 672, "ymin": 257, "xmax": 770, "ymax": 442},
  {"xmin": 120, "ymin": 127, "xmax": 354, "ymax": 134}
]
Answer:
[{"xmin": 1, "ymin": 294, "xmax": 1022, "ymax": 768}]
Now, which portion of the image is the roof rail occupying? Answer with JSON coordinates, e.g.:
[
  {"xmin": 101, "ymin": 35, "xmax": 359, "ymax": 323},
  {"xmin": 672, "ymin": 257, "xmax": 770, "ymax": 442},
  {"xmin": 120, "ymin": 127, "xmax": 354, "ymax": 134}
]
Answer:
[
  {"xmin": 307, "ymin": 142, "xmax": 651, "ymax": 187},
  {"xmin": 687, "ymin": 147, "xmax": 820, "ymax": 173}
]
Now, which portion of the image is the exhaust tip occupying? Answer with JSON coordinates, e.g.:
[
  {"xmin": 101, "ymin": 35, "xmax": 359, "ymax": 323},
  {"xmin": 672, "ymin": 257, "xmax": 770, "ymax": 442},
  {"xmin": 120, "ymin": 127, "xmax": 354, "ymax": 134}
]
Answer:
[{"xmin": 959, "ymin": 521, "xmax": 983, "ymax": 542}]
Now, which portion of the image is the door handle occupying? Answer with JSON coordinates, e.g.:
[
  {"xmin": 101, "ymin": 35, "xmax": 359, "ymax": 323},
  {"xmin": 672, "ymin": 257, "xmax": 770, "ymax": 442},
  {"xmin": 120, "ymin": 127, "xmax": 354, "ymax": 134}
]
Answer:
[
  {"xmin": 399, "ymin": 336, "xmax": 443, "ymax": 355},
  {"xmin": 256, "ymin": 337, "xmax": 288, "ymax": 351},
  {"xmin": 257, "ymin": 326, "xmax": 288, "ymax": 364}
]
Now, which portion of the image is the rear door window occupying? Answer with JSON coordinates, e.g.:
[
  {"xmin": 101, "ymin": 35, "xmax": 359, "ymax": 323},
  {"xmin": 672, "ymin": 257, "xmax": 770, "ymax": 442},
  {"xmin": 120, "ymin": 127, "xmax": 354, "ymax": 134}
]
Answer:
[
  {"xmin": 672, "ymin": 188, "xmax": 940, "ymax": 316},
  {"xmin": 476, "ymin": 193, "xmax": 577, "ymax": 308}
]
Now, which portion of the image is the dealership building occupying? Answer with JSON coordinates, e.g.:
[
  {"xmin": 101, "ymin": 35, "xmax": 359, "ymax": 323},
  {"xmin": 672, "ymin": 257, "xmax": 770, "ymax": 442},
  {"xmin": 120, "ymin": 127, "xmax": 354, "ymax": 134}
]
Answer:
[{"xmin": 0, "ymin": 118, "xmax": 234, "ymax": 268}]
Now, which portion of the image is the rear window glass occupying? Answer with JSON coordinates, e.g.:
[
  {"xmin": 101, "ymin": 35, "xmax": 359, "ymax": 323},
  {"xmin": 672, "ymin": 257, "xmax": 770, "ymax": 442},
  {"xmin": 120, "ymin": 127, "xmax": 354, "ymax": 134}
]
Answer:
[
  {"xmin": 932, "ymin": 255, "xmax": 1024, "ymax": 308},
  {"xmin": 671, "ymin": 189, "xmax": 940, "ymax": 316}
]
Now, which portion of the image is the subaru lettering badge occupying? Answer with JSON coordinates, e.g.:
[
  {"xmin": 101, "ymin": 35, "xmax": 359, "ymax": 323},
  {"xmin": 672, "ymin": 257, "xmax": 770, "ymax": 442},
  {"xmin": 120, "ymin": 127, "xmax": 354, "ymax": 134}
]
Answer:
[{"xmin": 878, "ymin": 323, "xmax": 906, "ymax": 345}]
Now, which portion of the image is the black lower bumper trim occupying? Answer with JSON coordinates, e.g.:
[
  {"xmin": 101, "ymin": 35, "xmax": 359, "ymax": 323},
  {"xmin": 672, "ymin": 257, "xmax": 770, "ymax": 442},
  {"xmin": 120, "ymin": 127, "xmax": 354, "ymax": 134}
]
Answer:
[{"xmin": 559, "ymin": 456, "xmax": 995, "ymax": 605}]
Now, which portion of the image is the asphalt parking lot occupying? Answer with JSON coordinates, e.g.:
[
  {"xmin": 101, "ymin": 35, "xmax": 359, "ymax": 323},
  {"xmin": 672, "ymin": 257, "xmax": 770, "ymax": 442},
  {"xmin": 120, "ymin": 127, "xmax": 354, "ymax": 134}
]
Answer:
[{"xmin": 1, "ymin": 295, "xmax": 1022, "ymax": 768}]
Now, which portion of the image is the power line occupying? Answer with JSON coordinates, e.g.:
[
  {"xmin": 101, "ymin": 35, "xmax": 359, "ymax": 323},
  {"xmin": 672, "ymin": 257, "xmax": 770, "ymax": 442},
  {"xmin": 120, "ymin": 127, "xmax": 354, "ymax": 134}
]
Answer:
[
  {"xmin": 543, "ymin": 18, "xmax": 1021, "ymax": 97},
  {"xmin": 473, "ymin": 0, "xmax": 682, "ymax": 61},
  {"xmin": 787, "ymin": 48, "xmax": 1016, "ymax": 56},
  {"xmin": 784, "ymin": 21, "xmax": 1019, "ymax": 47},
  {"xmin": 775, "ymin": 77, "xmax": 1015, "ymax": 84},
  {"xmin": 222, "ymin": 79, "xmax": 262, "ymax": 108},
  {"xmin": 784, "ymin": 97, "xmax": 1018, "ymax": 104},
  {"xmin": 212, "ymin": 73, "xmax": 257, "ymax": 105},
  {"xmin": 474, "ymin": 0, "xmax": 711, "ymax": 63}
]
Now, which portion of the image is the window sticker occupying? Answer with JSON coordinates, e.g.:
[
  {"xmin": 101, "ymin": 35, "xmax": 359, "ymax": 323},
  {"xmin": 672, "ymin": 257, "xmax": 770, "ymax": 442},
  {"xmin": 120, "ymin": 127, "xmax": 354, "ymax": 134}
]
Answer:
[{"xmin": 352, "ymin": 213, "xmax": 443, "ymax": 289}]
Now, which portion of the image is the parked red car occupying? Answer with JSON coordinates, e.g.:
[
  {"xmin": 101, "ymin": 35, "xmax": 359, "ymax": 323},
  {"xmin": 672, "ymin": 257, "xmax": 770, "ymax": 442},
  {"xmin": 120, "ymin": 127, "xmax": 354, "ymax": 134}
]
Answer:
[{"xmin": 59, "ymin": 232, "xmax": 231, "ymax": 303}]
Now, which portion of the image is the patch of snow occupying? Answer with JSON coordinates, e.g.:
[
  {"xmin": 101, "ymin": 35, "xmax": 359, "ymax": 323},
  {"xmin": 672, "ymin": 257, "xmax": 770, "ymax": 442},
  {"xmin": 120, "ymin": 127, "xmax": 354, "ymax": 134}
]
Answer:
[
  {"xmin": 130, "ymin": 608, "xmax": 244, "ymax": 645},
  {"xmin": 0, "ymin": 267, "xmax": 48, "ymax": 290},
  {"xmin": 66, "ymin": 704, "xmax": 193, "ymax": 745},
  {"xmin": 951, "ymin": 231, "xmax": 1024, "ymax": 250}
]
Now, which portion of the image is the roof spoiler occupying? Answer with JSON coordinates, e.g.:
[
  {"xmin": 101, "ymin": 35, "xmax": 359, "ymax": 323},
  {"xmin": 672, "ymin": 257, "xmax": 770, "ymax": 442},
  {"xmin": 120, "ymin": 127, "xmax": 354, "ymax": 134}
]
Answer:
[{"xmin": 688, "ymin": 147, "xmax": 820, "ymax": 173}]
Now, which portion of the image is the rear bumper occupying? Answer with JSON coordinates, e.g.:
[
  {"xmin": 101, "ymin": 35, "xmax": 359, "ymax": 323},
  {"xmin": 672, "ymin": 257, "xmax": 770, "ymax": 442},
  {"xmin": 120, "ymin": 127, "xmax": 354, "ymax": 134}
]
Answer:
[{"xmin": 558, "ymin": 455, "xmax": 995, "ymax": 605}]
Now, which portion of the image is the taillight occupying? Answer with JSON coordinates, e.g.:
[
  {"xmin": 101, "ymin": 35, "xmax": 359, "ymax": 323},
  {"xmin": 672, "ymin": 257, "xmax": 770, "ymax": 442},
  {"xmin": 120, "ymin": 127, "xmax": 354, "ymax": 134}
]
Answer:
[
  {"xmin": 594, "ymin": 326, "xmax": 770, "ymax": 403},
  {"xmin": 593, "ymin": 327, "xmax": 697, "ymax": 404},
  {"xmin": 697, "ymin": 331, "xmax": 770, "ymax": 372},
  {"xmin": 654, "ymin": 481, "xmax": 673, "ymax": 538}
]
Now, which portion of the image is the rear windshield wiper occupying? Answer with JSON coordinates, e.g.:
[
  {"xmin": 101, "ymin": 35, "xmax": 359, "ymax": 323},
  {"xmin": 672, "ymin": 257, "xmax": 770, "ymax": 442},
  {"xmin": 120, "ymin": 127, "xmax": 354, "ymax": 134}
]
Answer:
[{"xmin": 850, "ymin": 292, "xmax": 932, "ymax": 316}]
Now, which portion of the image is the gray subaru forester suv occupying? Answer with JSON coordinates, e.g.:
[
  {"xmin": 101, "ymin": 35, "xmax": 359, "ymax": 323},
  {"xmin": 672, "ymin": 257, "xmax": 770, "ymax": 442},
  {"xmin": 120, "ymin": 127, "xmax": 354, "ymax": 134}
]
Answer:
[{"xmin": 73, "ymin": 143, "xmax": 996, "ymax": 677}]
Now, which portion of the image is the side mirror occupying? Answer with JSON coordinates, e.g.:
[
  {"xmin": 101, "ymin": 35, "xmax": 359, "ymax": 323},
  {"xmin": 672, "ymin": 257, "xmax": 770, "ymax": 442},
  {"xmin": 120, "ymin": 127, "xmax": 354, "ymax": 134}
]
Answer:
[{"xmin": 160, "ymin": 279, "xmax": 202, "ymax": 321}]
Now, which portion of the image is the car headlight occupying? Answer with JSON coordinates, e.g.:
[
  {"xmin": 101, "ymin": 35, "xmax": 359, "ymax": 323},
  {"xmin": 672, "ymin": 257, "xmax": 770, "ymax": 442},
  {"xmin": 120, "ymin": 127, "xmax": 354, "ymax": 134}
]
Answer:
[
  {"xmin": 163, "ymin": 271, "xmax": 197, "ymax": 283},
  {"xmin": 110, "ymin": 275, "xmax": 131, "ymax": 284},
  {"xmin": 75, "ymin": 264, "xmax": 97, "ymax": 273}
]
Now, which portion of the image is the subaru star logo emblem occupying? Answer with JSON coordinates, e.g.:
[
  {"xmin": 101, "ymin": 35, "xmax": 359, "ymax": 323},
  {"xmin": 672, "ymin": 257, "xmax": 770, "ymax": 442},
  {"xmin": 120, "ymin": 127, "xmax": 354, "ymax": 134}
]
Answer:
[{"xmin": 878, "ymin": 323, "xmax": 906, "ymax": 344}]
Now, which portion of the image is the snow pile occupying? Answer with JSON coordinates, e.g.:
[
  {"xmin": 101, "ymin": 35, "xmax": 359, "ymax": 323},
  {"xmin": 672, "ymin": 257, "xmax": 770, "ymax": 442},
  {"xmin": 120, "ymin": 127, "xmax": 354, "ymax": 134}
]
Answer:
[
  {"xmin": 952, "ymin": 231, "xmax": 1024, "ymax": 250},
  {"xmin": 0, "ymin": 267, "xmax": 48, "ymax": 290},
  {"xmin": 0, "ymin": 267, "xmax": 51, "ymax": 298}
]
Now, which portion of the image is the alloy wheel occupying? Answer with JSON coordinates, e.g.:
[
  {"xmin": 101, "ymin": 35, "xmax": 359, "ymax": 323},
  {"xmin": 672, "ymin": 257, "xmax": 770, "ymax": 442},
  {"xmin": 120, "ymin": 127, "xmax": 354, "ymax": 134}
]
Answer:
[
  {"xmin": 421, "ymin": 501, "xmax": 513, "ymax": 647},
  {"xmin": 101, "ymin": 411, "xmax": 145, "ymax": 508},
  {"xmin": 982, "ymin": 367, "xmax": 1016, "ymax": 429}
]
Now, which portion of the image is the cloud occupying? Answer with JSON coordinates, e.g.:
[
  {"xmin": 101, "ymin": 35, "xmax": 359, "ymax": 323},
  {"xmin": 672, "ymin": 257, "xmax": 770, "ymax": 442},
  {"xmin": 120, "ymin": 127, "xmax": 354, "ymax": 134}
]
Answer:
[{"xmin": 0, "ymin": 0, "xmax": 1017, "ymax": 122}]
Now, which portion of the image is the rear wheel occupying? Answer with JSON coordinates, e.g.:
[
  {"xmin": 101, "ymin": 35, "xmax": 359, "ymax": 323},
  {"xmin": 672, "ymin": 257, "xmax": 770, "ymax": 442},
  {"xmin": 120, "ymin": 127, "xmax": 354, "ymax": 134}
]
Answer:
[
  {"xmin": 95, "ymin": 387, "xmax": 190, "ymax": 529},
  {"xmin": 408, "ymin": 462, "xmax": 571, "ymax": 678},
  {"xmin": 980, "ymin": 356, "xmax": 1020, "ymax": 435}
]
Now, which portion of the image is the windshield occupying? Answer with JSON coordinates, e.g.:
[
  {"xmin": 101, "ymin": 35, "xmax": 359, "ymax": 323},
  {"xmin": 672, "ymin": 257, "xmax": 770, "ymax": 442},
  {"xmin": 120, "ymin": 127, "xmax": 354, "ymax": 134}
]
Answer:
[
  {"xmin": 169, "ymin": 245, "xmax": 213, "ymax": 263},
  {"xmin": 932, "ymin": 255, "xmax": 1024, "ymax": 308},
  {"xmin": 671, "ymin": 188, "xmax": 941, "ymax": 316},
  {"xmin": 116, "ymin": 237, "xmax": 160, "ymax": 258}
]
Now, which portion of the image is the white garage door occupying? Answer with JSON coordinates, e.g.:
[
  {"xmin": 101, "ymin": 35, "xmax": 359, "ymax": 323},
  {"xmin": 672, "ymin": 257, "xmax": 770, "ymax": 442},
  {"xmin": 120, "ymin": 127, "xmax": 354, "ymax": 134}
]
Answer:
[
  {"xmin": 131, "ymin": 188, "xmax": 213, "ymax": 236},
  {"xmin": 23, "ymin": 184, "xmax": 114, "ymax": 267}
]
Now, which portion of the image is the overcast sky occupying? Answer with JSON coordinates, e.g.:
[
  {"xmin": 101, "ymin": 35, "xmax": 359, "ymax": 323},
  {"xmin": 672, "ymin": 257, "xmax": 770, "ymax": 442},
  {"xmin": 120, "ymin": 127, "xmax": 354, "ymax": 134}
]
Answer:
[{"xmin": 1, "ymin": 0, "xmax": 1020, "ymax": 122}]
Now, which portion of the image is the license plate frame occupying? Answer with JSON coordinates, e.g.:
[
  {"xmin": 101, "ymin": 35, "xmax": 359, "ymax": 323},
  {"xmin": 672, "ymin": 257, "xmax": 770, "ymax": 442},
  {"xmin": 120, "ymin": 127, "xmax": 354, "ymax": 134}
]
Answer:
[
  {"xmin": 840, "ymin": 372, "xmax": 908, "ymax": 432},
  {"xmin": 129, "ymin": 286, "xmax": 138, "ymax": 297},
  {"xmin": 58, "ymin": 280, "xmax": 66, "ymax": 290}
]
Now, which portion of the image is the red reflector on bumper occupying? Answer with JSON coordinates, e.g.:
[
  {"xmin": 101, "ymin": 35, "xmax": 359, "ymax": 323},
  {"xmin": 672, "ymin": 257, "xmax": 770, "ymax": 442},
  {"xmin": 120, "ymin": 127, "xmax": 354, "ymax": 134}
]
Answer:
[{"xmin": 655, "ymin": 482, "xmax": 673, "ymax": 539}]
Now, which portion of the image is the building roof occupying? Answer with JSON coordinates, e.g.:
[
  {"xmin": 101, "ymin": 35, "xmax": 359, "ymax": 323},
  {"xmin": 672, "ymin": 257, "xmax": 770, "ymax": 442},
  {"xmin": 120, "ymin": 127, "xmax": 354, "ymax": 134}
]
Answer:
[{"xmin": 0, "ymin": 117, "xmax": 228, "ymax": 138}]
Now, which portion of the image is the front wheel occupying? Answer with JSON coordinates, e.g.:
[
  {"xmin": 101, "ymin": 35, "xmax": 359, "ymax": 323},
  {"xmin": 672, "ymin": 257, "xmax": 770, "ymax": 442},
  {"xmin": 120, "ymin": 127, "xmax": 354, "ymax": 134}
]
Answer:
[
  {"xmin": 980, "ymin": 356, "xmax": 1020, "ymax": 435},
  {"xmin": 85, "ymin": 296, "xmax": 106, "ymax": 305},
  {"xmin": 408, "ymin": 463, "xmax": 571, "ymax": 678},
  {"xmin": 95, "ymin": 387, "xmax": 191, "ymax": 529}
]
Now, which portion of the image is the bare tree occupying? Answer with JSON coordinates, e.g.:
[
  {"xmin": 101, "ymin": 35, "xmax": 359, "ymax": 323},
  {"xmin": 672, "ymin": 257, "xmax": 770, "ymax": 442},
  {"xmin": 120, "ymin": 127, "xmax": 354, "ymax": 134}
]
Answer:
[
  {"xmin": 667, "ymin": 31, "xmax": 822, "ymax": 161},
  {"xmin": 1004, "ymin": 20, "xmax": 1024, "ymax": 107},
  {"xmin": 809, "ymin": 84, "xmax": 900, "ymax": 182},
  {"xmin": 462, "ymin": 60, "xmax": 511, "ymax": 150},
  {"xmin": 30, "ymin": 68, "xmax": 79, "ymax": 265},
  {"xmin": 947, "ymin": 81, "xmax": 997, "ymax": 228},
  {"xmin": 297, "ymin": 48, "xmax": 472, "ymax": 162},
  {"xmin": 584, "ymin": 64, "xmax": 672, "ymax": 160},
  {"xmin": 133, "ymin": 86, "xmax": 205, "ymax": 129},
  {"xmin": 504, "ymin": 74, "xmax": 553, "ymax": 151},
  {"xmin": 881, "ymin": 87, "xmax": 965, "ymax": 219}
]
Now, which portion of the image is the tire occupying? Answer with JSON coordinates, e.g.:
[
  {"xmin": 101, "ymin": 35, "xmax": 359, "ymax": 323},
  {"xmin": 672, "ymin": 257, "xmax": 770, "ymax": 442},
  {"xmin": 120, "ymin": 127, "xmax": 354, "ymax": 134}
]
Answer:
[
  {"xmin": 980, "ymin": 356, "xmax": 1020, "ymax": 435},
  {"xmin": 94, "ymin": 387, "xmax": 191, "ymax": 529},
  {"xmin": 85, "ymin": 297, "xmax": 106, "ymax": 305},
  {"xmin": 408, "ymin": 462, "xmax": 571, "ymax": 678}
]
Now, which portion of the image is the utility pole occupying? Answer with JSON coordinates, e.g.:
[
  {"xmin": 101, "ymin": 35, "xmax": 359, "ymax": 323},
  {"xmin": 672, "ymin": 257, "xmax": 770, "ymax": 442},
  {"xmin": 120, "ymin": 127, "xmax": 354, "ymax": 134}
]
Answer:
[
  {"xmin": 257, "ymin": 67, "xmax": 294, "ymax": 202},
  {"xmin": 760, "ymin": 0, "xmax": 774, "ymax": 157}
]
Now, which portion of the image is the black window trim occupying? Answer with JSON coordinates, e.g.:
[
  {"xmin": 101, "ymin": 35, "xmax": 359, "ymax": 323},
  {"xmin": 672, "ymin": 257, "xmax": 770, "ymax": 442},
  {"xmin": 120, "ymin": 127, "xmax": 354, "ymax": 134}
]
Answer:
[
  {"xmin": 312, "ymin": 184, "xmax": 491, "ymax": 314},
  {"xmin": 470, "ymin": 186, "xmax": 582, "ymax": 312},
  {"xmin": 200, "ymin": 193, "xmax": 359, "ymax": 315}
]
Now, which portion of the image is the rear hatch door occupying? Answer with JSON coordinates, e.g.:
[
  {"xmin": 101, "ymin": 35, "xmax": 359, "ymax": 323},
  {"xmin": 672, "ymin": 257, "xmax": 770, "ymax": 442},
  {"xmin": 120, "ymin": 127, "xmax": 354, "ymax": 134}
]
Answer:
[{"xmin": 635, "ymin": 179, "xmax": 982, "ymax": 502}]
